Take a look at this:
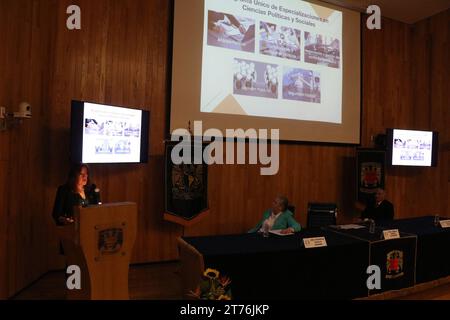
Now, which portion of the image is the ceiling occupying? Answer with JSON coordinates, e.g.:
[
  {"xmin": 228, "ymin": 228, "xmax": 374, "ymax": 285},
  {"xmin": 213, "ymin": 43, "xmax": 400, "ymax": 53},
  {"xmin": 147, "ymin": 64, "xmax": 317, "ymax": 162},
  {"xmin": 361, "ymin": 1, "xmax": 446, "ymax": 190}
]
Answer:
[{"xmin": 320, "ymin": 0, "xmax": 450, "ymax": 24}]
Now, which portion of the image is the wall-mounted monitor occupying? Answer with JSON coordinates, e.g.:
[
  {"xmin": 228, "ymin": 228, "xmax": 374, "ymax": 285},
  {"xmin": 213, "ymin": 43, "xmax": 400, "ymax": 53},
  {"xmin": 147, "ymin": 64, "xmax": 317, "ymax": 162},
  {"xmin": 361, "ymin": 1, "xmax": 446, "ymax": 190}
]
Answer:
[
  {"xmin": 386, "ymin": 129, "xmax": 438, "ymax": 167},
  {"xmin": 71, "ymin": 100, "xmax": 150, "ymax": 164}
]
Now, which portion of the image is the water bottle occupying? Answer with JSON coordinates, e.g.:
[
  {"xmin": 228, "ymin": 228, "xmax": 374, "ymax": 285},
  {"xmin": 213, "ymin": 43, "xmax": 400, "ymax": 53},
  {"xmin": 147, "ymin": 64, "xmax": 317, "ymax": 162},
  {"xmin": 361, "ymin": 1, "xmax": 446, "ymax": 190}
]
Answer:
[
  {"xmin": 263, "ymin": 222, "xmax": 269, "ymax": 238},
  {"xmin": 434, "ymin": 215, "xmax": 440, "ymax": 227},
  {"xmin": 369, "ymin": 219, "xmax": 375, "ymax": 234}
]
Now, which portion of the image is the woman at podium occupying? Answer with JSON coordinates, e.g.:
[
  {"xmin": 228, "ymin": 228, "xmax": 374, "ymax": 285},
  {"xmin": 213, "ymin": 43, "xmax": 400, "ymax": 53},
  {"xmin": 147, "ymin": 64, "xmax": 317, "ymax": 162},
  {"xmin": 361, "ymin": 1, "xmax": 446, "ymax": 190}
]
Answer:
[{"xmin": 52, "ymin": 164, "xmax": 101, "ymax": 225}]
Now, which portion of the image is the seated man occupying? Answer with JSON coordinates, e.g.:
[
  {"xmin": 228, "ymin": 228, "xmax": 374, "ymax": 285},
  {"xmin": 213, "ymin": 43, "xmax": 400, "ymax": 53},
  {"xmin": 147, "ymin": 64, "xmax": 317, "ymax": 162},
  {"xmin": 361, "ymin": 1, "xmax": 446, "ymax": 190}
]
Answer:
[
  {"xmin": 357, "ymin": 188, "xmax": 394, "ymax": 223},
  {"xmin": 249, "ymin": 195, "xmax": 301, "ymax": 234}
]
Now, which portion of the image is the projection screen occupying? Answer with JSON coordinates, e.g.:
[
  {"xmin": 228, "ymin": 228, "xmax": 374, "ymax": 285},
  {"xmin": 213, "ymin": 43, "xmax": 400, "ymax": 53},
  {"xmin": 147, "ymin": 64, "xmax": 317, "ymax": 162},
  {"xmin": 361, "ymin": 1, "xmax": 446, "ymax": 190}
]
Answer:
[{"xmin": 170, "ymin": 0, "xmax": 361, "ymax": 143}]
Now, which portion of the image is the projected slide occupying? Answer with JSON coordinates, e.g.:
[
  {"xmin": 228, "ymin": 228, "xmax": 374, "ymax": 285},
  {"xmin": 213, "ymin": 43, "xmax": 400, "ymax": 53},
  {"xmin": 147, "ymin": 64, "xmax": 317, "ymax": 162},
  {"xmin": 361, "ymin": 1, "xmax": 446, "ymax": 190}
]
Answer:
[
  {"xmin": 82, "ymin": 103, "xmax": 142, "ymax": 163},
  {"xmin": 391, "ymin": 130, "xmax": 434, "ymax": 167},
  {"xmin": 201, "ymin": 0, "xmax": 343, "ymax": 123}
]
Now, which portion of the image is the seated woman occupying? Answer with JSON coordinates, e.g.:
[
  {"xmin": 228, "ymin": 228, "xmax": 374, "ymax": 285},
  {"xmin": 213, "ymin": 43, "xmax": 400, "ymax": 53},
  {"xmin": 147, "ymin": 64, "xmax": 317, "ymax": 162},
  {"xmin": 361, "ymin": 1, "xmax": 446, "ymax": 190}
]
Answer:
[
  {"xmin": 52, "ymin": 164, "xmax": 101, "ymax": 226},
  {"xmin": 249, "ymin": 195, "xmax": 301, "ymax": 234}
]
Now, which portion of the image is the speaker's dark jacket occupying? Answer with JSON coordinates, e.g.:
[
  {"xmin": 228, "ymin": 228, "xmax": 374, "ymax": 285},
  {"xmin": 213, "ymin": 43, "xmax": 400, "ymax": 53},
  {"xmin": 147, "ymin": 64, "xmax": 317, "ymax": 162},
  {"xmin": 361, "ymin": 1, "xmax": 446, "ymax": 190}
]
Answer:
[{"xmin": 52, "ymin": 184, "xmax": 99, "ymax": 225}]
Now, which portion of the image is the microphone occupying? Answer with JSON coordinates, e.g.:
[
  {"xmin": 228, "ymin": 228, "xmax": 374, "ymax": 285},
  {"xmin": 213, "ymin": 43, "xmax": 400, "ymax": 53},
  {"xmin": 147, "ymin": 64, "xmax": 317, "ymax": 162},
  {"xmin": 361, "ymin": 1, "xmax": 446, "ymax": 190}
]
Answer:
[{"xmin": 91, "ymin": 184, "xmax": 102, "ymax": 205}]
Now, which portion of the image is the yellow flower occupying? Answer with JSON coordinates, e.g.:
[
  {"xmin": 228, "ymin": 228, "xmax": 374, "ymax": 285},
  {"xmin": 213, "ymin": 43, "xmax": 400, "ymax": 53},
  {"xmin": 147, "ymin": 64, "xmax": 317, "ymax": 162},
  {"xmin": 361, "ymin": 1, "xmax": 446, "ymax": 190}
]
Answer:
[
  {"xmin": 204, "ymin": 268, "xmax": 220, "ymax": 280},
  {"xmin": 218, "ymin": 295, "xmax": 231, "ymax": 300}
]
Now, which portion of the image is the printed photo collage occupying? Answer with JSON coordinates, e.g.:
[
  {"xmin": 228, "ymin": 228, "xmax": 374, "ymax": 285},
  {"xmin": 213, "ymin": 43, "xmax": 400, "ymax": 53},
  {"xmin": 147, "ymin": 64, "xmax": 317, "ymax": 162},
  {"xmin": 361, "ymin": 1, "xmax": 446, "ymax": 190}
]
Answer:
[
  {"xmin": 393, "ymin": 138, "xmax": 432, "ymax": 162},
  {"xmin": 207, "ymin": 10, "xmax": 341, "ymax": 104},
  {"xmin": 85, "ymin": 117, "xmax": 141, "ymax": 156}
]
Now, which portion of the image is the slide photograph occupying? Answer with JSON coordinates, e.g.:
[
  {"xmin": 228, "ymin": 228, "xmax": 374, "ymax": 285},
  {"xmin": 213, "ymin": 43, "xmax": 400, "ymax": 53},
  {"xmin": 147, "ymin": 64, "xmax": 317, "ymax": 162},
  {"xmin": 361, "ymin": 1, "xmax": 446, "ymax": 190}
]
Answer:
[
  {"xmin": 259, "ymin": 21, "xmax": 302, "ymax": 61},
  {"xmin": 207, "ymin": 10, "xmax": 256, "ymax": 53},
  {"xmin": 233, "ymin": 59, "xmax": 279, "ymax": 99}
]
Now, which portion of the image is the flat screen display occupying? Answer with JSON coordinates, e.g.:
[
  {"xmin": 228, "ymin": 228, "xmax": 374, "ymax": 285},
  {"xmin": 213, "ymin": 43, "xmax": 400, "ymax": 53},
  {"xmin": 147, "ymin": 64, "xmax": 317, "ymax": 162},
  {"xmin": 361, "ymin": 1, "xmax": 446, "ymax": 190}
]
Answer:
[
  {"xmin": 387, "ymin": 129, "xmax": 438, "ymax": 167},
  {"xmin": 71, "ymin": 101, "xmax": 150, "ymax": 164}
]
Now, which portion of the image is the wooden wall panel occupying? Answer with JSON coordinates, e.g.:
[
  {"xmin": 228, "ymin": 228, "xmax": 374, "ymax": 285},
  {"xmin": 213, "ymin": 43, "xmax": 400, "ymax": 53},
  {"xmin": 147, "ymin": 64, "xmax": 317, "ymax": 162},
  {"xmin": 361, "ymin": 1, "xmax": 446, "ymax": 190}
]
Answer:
[
  {"xmin": 361, "ymin": 14, "xmax": 449, "ymax": 220},
  {"xmin": 412, "ymin": 10, "xmax": 450, "ymax": 215},
  {"xmin": 0, "ymin": 0, "xmax": 57, "ymax": 297},
  {"xmin": 44, "ymin": 0, "xmax": 181, "ymax": 270},
  {"xmin": 0, "ymin": 0, "xmax": 11, "ymax": 299},
  {"xmin": 0, "ymin": 161, "xmax": 8, "ymax": 299},
  {"xmin": 184, "ymin": 145, "xmax": 357, "ymax": 237},
  {"xmin": 0, "ymin": 1, "xmax": 449, "ymax": 297}
]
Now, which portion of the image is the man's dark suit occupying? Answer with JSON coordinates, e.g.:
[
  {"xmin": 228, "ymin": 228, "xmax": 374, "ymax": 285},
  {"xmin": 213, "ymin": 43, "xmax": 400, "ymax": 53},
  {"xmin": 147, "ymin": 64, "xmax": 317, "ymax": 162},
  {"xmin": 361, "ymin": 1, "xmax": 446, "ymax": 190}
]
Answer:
[{"xmin": 361, "ymin": 200, "xmax": 394, "ymax": 222}]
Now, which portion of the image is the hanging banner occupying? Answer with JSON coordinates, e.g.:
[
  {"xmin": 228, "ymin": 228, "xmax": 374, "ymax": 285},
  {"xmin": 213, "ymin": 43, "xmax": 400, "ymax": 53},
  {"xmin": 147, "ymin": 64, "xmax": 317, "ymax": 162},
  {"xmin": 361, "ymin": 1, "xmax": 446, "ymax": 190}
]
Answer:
[
  {"xmin": 164, "ymin": 140, "xmax": 209, "ymax": 226},
  {"xmin": 356, "ymin": 148, "xmax": 386, "ymax": 206}
]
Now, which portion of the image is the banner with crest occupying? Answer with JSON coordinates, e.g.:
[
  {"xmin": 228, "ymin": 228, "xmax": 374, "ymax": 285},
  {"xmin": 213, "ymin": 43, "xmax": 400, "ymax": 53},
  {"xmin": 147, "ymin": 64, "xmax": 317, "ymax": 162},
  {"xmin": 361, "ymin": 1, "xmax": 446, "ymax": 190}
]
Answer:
[
  {"xmin": 164, "ymin": 140, "xmax": 209, "ymax": 226},
  {"xmin": 356, "ymin": 149, "xmax": 386, "ymax": 206}
]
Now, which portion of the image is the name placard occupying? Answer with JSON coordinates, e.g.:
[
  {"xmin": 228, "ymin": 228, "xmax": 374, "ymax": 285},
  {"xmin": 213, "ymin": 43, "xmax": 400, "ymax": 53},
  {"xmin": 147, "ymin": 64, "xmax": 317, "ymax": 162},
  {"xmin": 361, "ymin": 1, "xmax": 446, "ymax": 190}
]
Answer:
[
  {"xmin": 383, "ymin": 229, "xmax": 400, "ymax": 240},
  {"xmin": 440, "ymin": 220, "xmax": 450, "ymax": 228},
  {"xmin": 303, "ymin": 237, "xmax": 327, "ymax": 248}
]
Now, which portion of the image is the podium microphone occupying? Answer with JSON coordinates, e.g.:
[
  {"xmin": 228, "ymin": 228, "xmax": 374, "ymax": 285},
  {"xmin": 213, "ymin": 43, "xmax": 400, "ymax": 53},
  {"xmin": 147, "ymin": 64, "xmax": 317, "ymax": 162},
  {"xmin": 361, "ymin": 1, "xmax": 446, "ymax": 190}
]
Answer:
[{"xmin": 92, "ymin": 184, "xmax": 102, "ymax": 205}]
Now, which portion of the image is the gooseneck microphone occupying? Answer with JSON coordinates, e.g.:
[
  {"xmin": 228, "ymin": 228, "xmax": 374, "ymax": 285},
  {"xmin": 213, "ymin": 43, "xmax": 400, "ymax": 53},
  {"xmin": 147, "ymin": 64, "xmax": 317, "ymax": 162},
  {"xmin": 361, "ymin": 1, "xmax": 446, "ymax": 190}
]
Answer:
[{"xmin": 91, "ymin": 184, "xmax": 102, "ymax": 205}]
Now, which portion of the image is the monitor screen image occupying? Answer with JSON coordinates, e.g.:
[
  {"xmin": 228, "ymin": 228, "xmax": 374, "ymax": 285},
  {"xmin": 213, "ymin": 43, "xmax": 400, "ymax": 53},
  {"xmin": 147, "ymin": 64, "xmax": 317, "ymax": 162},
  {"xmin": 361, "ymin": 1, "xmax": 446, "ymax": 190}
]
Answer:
[
  {"xmin": 71, "ymin": 101, "xmax": 150, "ymax": 164},
  {"xmin": 387, "ymin": 129, "xmax": 438, "ymax": 167}
]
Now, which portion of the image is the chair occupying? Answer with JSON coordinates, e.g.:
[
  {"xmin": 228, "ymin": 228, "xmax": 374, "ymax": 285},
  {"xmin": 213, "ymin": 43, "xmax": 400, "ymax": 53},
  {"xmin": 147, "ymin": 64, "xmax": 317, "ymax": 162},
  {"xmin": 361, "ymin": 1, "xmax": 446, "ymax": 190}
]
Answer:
[
  {"xmin": 287, "ymin": 204, "xmax": 296, "ymax": 215},
  {"xmin": 177, "ymin": 237, "xmax": 205, "ymax": 299},
  {"xmin": 307, "ymin": 203, "xmax": 337, "ymax": 228}
]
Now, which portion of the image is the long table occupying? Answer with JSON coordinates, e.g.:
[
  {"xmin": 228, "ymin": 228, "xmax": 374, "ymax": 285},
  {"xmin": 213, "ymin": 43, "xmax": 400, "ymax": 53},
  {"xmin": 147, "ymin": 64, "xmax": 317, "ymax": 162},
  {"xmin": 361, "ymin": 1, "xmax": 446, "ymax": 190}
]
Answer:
[
  {"xmin": 379, "ymin": 216, "xmax": 450, "ymax": 284},
  {"xmin": 326, "ymin": 226, "xmax": 417, "ymax": 295},
  {"xmin": 182, "ymin": 216, "xmax": 449, "ymax": 299},
  {"xmin": 183, "ymin": 229, "xmax": 369, "ymax": 299}
]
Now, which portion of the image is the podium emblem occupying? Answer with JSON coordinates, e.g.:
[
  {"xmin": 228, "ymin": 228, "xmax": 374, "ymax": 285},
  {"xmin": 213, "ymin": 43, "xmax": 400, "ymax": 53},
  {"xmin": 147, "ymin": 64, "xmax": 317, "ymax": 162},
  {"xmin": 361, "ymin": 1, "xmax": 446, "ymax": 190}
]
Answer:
[
  {"xmin": 386, "ymin": 250, "xmax": 404, "ymax": 279},
  {"xmin": 98, "ymin": 228, "xmax": 123, "ymax": 255}
]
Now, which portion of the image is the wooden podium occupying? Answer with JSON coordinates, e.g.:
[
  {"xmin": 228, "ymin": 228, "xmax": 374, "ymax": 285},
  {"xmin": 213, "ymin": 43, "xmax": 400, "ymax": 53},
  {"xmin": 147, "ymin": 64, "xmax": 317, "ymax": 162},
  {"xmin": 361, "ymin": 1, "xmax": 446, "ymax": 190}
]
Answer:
[{"xmin": 57, "ymin": 202, "xmax": 137, "ymax": 300}]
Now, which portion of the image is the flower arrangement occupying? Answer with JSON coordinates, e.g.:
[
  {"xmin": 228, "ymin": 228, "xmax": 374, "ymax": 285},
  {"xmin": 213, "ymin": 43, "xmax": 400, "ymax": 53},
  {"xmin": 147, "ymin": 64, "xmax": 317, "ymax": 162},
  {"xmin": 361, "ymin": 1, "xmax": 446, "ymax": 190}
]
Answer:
[{"xmin": 189, "ymin": 268, "xmax": 232, "ymax": 300}]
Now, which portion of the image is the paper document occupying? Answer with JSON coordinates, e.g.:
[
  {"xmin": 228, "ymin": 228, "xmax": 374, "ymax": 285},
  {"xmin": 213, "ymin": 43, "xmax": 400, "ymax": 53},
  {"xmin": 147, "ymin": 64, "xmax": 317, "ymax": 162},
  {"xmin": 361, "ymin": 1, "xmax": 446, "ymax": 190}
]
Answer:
[
  {"xmin": 337, "ymin": 224, "xmax": 365, "ymax": 230},
  {"xmin": 217, "ymin": 22, "xmax": 241, "ymax": 37},
  {"xmin": 269, "ymin": 229, "xmax": 295, "ymax": 236}
]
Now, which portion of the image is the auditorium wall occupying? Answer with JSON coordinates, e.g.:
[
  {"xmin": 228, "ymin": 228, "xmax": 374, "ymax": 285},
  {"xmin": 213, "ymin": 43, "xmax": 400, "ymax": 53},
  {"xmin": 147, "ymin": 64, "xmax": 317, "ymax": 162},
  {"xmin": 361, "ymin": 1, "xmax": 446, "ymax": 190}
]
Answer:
[{"xmin": 0, "ymin": 0, "xmax": 448, "ymax": 298}]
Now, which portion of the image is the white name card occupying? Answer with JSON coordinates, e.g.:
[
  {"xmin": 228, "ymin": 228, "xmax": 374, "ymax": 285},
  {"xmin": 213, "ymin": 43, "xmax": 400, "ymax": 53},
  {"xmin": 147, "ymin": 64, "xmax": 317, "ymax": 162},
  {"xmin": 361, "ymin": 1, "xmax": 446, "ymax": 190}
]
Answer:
[
  {"xmin": 440, "ymin": 220, "xmax": 450, "ymax": 228},
  {"xmin": 383, "ymin": 229, "xmax": 400, "ymax": 240},
  {"xmin": 303, "ymin": 237, "xmax": 327, "ymax": 248}
]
